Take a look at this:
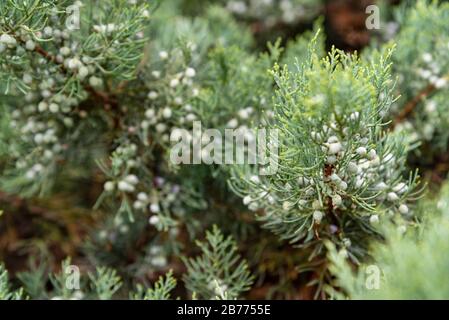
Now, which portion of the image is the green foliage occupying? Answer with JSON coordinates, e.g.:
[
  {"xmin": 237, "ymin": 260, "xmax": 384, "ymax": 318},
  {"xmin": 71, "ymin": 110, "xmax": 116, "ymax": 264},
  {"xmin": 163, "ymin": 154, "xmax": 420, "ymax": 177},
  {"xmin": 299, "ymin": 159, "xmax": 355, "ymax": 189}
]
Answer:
[
  {"xmin": 0, "ymin": 0, "xmax": 152, "ymax": 197},
  {"xmin": 382, "ymin": 0, "xmax": 449, "ymax": 153},
  {"xmin": 1, "ymin": 257, "xmax": 179, "ymax": 300},
  {"xmin": 131, "ymin": 270, "xmax": 177, "ymax": 300},
  {"xmin": 88, "ymin": 267, "xmax": 122, "ymax": 300},
  {"xmin": 2, "ymin": 0, "xmax": 449, "ymax": 301},
  {"xmin": 0, "ymin": 264, "xmax": 25, "ymax": 300},
  {"xmin": 282, "ymin": 18, "xmax": 325, "ymax": 71},
  {"xmin": 16, "ymin": 257, "xmax": 49, "ymax": 299},
  {"xmin": 327, "ymin": 182, "xmax": 449, "ymax": 299},
  {"xmin": 183, "ymin": 226, "xmax": 254, "ymax": 299},
  {"xmin": 229, "ymin": 41, "xmax": 421, "ymax": 291},
  {"xmin": 48, "ymin": 258, "xmax": 83, "ymax": 299}
]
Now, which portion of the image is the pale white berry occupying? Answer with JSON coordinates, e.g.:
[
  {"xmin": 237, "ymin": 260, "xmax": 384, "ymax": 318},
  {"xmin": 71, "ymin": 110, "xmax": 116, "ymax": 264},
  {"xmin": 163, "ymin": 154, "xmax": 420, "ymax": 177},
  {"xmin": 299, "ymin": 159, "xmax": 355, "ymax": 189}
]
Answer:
[
  {"xmin": 49, "ymin": 103, "xmax": 59, "ymax": 113},
  {"xmin": 313, "ymin": 210, "xmax": 324, "ymax": 224},
  {"xmin": 418, "ymin": 68, "xmax": 432, "ymax": 79},
  {"xmin": 227, "ymin": 118, "xmax": 238, "ymax": 128},
  {"xmin": 149, "ymin": 203, "xmax": 160, "ymax": 213},
  {"xmin": 434, "ymin": 77, "xmax": 447, "ymax": 89},
  {"xmin": 422, "ymin": 53, "xmax": 432, "ymax": 63},
  {"xmin": 185, "ymin": 67, "xmax": 196, "ymax": 78},
  {"xmin": 34, "ymin": 133, "xmax": 44, "ymax": 144},
  {"xmin": 125, "ymin": 174, "xmax": 139, "ymax": 185},
  {"xmin": 367, "ymin": 149, "xmax": 377, "ymax": 160},
  {"xmin": 243, "ymin": 195, "xmax": 252, "ymax": 205},
  {"xmin": 356, "ymin": 147, "xmax": 367, "ymax": 156},
  {"xmin": 142, "ymin": 9, "xmax": 150, "ymax": 18},
  {"xmin": 159, "ymin": 51, "xmax": 168, "ymax": 60},
  {"xmin": 43, "ymin": 26, "xmax": 53, "ymax": 36},
  {"xmin": 60, "ymin": 46, "xmax": 71, "ymax": 56},
  {"xmin": 104, "ymin": 181, "xmax": 115, "ymax": 192},
  {"xmin": 248, "ymin": 202, "xmax": 259, "ymax": 211},
  {"xmin": 310, "ymin": 201, "xmax": 322, "ymax": 212},
  {"xmin": 297, "ymin": 176, "xmax": 309, "ymax": 187},
  {"xmin": 145, "ymin": 109, "xmax": 155, "ymax": 119},
  {"xmin": 170, "ymin": 78, "xmax": 179, "ymax": 87},
  {"xmin": 349, "ymin": 112, "xmax": 360, "ymax": 121},
  {"xmin": 311, "ymin": 131, "xmax": 321, "ymax": 141},
  {"xmin": 282, "ymin": 201, "xmax": 292, "ymax": 211},
  {"xmin": 78, "ymin": 66, "xmax": 89, "ymax": 80},
  {"xmin": 32, "ymin": 163, "xmax": 44, "ymax": 172},
  {"xmin": 149, "ymin": 215, "xmax": 160, "ymax": 225},
  {"xmin": 398, "ymin": 204, "xmax": 409, "ymax": 214},
  {"xmin": 137, "ymin": 192, "xmax": 148, "ymax": 202},
  {"xmin": 387, "ymin": 192, "xmax": 399, "ymax": 202},
  {"xmin": 118, "ymin": 181, "xmax": 134, "ymax": 192},
  {"xmin": 238, "ymin": 109, "xmax": 249, "ymax": 120},
  {"xmin": 338, "ymin": 181, "xmax": 348, "ymax": 191},
  {"xmin": 356, "ymin": 177, "xmax": 365, "ymax": 189},
  {"xmin": 23, "ymin": 73, "xmax": 33, "ymax": 84},
  {"xmin": 347, "ymin": 162, "xmax": 359, "ymax": 174},
  {"xmin": 184, "ymin": 113, "xmax": 195, "ymax": 122},
  {"xmin": 44, "ymin": 150, "xmax": 54, "ymax": 159},
  {"xmin": 25, "ymin": 40, "xmax": 36, "ymax": 51},
  {"xmin": 174, "ymin": 97, "xmax": 183, "ymax": 105},
  {"xmin": 152, "ymin": 70, "xmax": 161, "ymax": 78},
  {"xmin": 332, "ymin": 194, "xmax": 342, "ymax": 206},
  {"xmin": 425, "ymin": 101, "xmax": 437, "ymax": 113},
  {"xmin": 151, "ymin": 256, "xmax": 167, "ymax": 268},
  {"xmin": 370, "ymin": 214, "xmax": 379, "ymax": 225},
  {"xmin": 148, "ymin": 91, "xmax": 158, "ymax": 100},
  {"xmin": 38, "ymin": 101, "xmax": 48, "ymax": 112},
  {"xmin": 155, "ymin": 123, "xmax": 167, "ymax": 133},
  {"xmin": 375, "ymin": 182, "xmax": 388, "ymax": 191},
  {"xmin": 326, "ymin": 155, "xmax": 337, "ymax": 164},
  {"xmin": 127, "ymin": 159, "xmax": 137, "ymax": 168},
  {"xmin": 327, "ymin": 142, "xmax": 342, "ymax": 155},
  {"xmin": 249, "ymin": 175, "xmax": 260, "ymax": 184},
  {"xmin": 392, "ymin": 182, "xmax": 407, "ymax": 194},
  {"xmin": 67, "ymin": 58, "xmax": 81, "ymax": 70},
  {"xmin": 330, "ymin": 173, "xmax": 341, "ymax": 182},
  {"xmin": 133, "ymin": 201, "xmax": 144, "ymax": 210},
  {"xmin": 162, "ymin": 107, "xmax": 172, "ymax": 119},
  {"xmin": 0, "ymin": 34, "xmax": 17, "ymax": 47},
  {"xmin": 89, "ymin": 76, "xmax": 103, "ymax": 87}
]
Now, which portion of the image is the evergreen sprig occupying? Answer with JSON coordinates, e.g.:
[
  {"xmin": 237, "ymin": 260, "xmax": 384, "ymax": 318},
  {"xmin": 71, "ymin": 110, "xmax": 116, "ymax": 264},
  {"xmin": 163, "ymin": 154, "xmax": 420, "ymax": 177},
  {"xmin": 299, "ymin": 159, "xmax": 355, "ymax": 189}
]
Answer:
[
  {"xmin": 131, "ymin": 270, "xmax": 177, "ymax": 300},
  {"xmin": 0, "ymin": 264, "xmax": 25, "ymax": 300},
  {"xmin": 229, "ymin": 40, "xmax": 422, "ymax": 289},
  {"xmin": 327, "ymin": 182, "xmax": 449, "ymax": 299},
  {"xmin": 183, "ymin": 226, "xmax": 254, "ymax": 299}
]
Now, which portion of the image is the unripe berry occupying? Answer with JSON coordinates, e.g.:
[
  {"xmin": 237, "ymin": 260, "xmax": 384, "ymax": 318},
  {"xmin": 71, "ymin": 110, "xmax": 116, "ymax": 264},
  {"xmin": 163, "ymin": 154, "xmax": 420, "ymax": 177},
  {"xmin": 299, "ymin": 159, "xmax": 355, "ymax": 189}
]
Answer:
[
  {"xmin": 313, "ymin": 210, "xmax": 324, "ymax": 224},
  {"xmin": 104, "ymin": 181, "xmax": 115, "ymax": 192}
]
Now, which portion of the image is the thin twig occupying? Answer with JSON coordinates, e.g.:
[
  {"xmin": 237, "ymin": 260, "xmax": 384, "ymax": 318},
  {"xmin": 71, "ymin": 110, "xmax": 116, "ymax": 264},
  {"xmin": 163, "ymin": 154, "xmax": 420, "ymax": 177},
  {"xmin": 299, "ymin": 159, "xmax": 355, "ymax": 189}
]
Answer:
[
  {"xmin": 18, "ymin": 36, "xmax": 120, "ymax": 111},
  {"xmin": 392, "ymin": 73, "xmax": 449, "ymax": 128},
  {"xmin": 392, "ymin": 83, "xmax": 436, "ymax": 129}
]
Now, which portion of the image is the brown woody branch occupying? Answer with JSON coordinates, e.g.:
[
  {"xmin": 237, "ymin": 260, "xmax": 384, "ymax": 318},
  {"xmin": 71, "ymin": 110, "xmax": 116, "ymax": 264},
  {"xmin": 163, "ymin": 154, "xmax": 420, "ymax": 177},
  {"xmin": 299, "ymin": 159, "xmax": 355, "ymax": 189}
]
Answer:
[
  {"xmin": 391, "ymin": 83, "xmax": 436, "ymax": 129},
  {"xmin": 25, "ymin": 40, "xmax": 123, "ymax": 128},
  {"xmin": 0, "ymin": 191, "xmax": 54, "ymax": 219},
  {"xmin": 22, "ymin": 38, "xmax": 120, "ymax": 111}
]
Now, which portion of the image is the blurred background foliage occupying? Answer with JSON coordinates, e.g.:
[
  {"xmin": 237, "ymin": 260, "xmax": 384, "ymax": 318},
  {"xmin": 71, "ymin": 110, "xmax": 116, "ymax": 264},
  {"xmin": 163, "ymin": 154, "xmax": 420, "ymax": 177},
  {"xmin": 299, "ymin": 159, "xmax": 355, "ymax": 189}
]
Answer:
[{"xmin": 2, "ymin": 0, "xmax": 449, "ymax": 300}]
